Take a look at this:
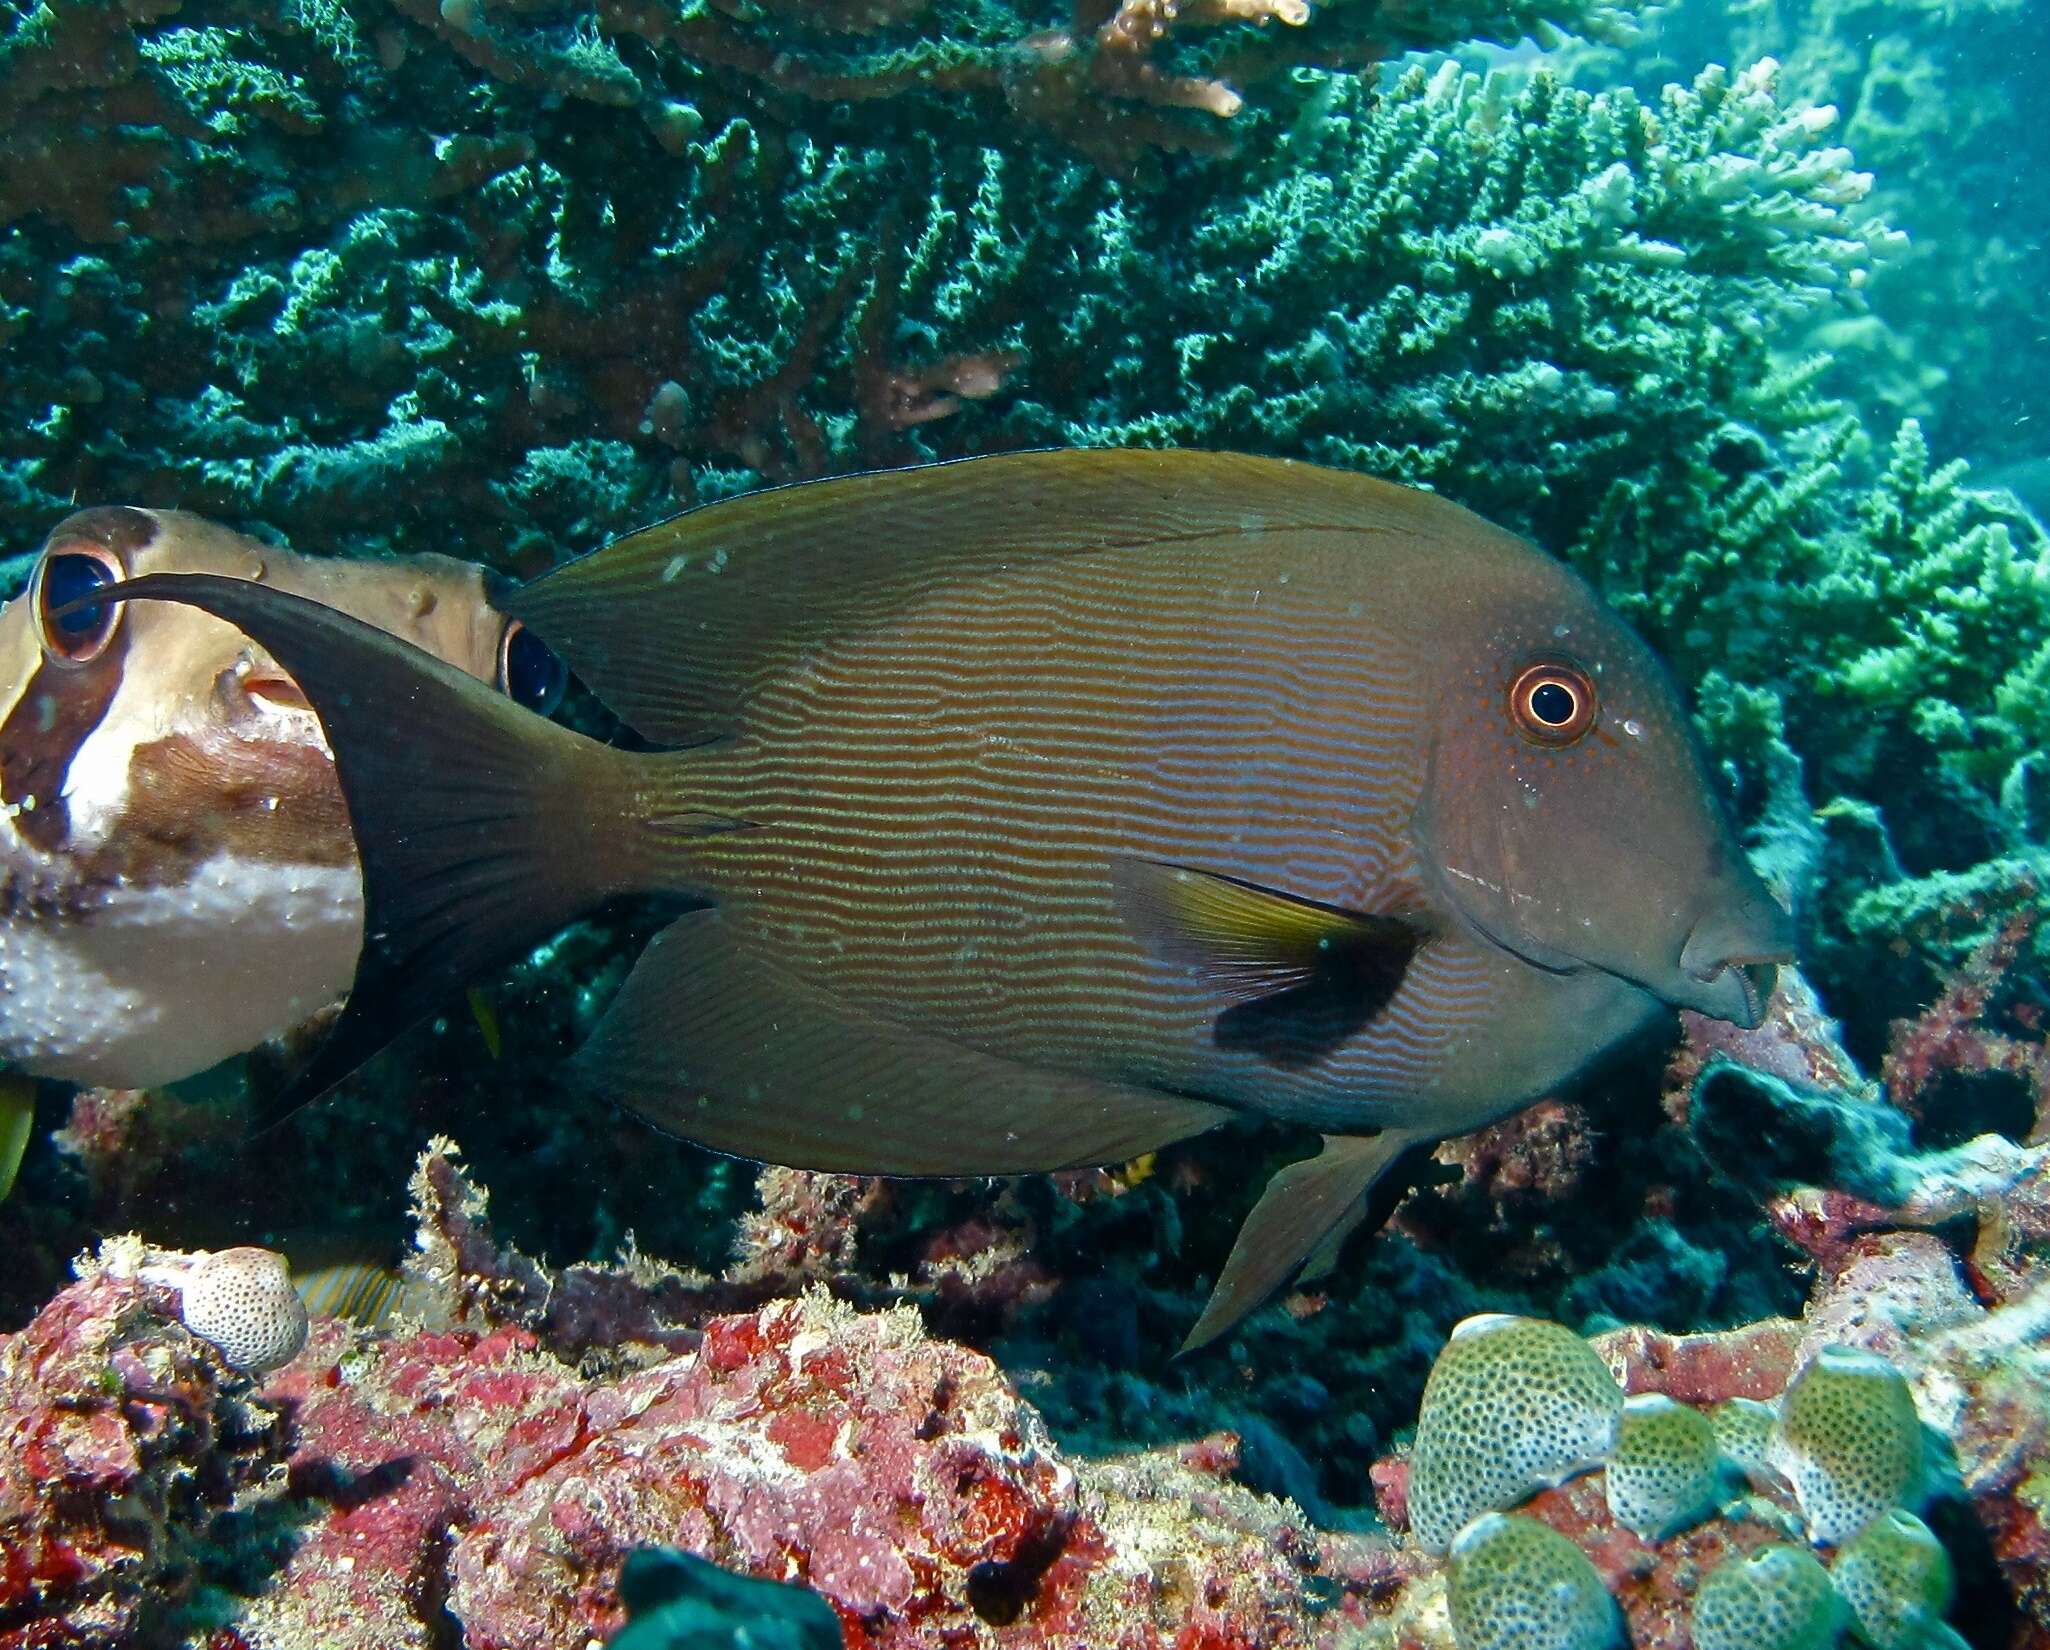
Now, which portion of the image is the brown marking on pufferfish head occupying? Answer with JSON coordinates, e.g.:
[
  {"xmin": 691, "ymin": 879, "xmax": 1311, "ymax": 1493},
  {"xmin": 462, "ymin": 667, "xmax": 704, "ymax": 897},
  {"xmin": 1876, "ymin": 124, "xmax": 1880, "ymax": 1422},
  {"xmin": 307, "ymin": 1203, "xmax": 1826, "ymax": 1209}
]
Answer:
[
  {"xmin": 0, "ymin": 508, "xmax": 156, "ymax": 852},
  {"xmin": 1412, "ymin": 535, "xmax": 1791, "ymax": 1029},
  {"xmin": 0, "ymin": 507, "xmax": 520, "ymax": 896}
]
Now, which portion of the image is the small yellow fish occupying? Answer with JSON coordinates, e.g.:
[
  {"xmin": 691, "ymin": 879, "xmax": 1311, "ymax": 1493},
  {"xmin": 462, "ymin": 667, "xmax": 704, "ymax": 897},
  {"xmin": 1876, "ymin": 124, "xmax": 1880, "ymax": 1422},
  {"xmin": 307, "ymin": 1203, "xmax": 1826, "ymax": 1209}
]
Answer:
[
  {"xmin": 0, "ymin": 508, "xmax": 566, "ymax": 1089},
  {"xmin": 294, "ymin": 1256, "xmax": 413, "ymax": 1328}
]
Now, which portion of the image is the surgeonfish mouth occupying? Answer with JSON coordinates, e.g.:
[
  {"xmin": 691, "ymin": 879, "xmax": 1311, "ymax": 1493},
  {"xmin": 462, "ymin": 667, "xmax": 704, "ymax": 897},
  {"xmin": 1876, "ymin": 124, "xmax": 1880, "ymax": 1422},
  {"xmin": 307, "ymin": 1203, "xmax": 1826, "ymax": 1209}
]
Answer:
[
  {"xmin": 0, "ymin": 506, "xmax": 569, "ymax": 1092},
  {"xmin": 82, "ymin": 450, "xmax": 1792, "ymax": 1349}
]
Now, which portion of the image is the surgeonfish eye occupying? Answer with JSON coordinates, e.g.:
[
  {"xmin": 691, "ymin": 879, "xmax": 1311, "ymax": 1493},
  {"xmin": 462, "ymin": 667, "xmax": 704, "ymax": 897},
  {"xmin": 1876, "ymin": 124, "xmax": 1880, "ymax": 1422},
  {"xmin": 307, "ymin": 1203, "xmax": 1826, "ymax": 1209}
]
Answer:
[
  {"xmin": 1507, "ymin": 658, "xmax": 1597, "ymax": 747},
  {"xmin": 33, "ymin": 546, "xmax": 123, "ymax": 664},
  {"xmin": 497, "ymin": 619, "xmax": 567, "ymax": 715}
]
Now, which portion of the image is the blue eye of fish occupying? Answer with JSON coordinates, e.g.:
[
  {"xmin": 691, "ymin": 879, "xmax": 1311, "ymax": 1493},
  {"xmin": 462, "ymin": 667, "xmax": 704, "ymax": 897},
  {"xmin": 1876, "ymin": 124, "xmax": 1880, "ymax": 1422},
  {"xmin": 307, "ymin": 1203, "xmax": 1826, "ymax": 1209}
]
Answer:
[
  {"xmin": 499, "ymin": 621, "xmax": 567, "ymax": 715},
  {"xmin": 1529, "ymin": 682, "xmax": 1576, "ymax": 725},
  {"xmin": 36, "ymin": 550, "xmax": 120, "ymax": 661}
]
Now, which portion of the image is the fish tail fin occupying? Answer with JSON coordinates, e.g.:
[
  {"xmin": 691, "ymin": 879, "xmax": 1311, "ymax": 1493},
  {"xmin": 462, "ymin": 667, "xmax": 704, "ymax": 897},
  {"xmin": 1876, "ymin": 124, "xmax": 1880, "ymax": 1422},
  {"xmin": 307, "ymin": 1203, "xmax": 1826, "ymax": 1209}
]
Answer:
[
  {"xmin": 96, "ymin": 573, "xmax": 725, "ymax": 1116},
  {"xmin": 1179, "ymin": 1129, "xmax": 1427, "ymax": 1355}
]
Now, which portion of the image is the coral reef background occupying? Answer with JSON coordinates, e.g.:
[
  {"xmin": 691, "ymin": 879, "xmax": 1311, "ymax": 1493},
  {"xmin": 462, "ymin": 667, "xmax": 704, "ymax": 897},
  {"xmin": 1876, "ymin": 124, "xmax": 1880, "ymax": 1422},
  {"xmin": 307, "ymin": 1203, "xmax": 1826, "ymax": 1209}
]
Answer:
[{"xmin": 2, "ymin": 0, "xmax": 2049, "ymax": 1638}]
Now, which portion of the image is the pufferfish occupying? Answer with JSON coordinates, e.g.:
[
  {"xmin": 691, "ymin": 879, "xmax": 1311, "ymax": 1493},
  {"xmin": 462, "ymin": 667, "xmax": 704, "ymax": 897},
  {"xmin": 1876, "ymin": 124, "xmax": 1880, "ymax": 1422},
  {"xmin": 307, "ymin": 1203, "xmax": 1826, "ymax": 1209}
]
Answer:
[
  {"xmin": 0, "ymin": 506, "xmax": 565, "ymax": 1091},
  {"xmin": 95, "ymin": 451, "xmax": 1791, "ymax": 1348}
]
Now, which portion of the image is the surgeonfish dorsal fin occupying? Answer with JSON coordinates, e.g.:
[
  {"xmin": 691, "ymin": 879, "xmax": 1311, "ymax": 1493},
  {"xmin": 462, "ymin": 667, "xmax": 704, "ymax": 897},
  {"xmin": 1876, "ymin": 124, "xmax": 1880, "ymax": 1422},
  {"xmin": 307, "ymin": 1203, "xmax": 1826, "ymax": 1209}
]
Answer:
[{"xmin": 507, "ymin": 449, "xmax": 1502, "ymax": 747}]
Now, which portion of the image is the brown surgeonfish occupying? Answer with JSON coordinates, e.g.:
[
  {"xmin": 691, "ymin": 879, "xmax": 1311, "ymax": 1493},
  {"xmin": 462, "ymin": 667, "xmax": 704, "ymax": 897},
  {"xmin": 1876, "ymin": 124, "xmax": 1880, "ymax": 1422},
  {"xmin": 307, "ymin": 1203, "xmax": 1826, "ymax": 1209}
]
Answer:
[
  {"xmin": 89, "ymin": 452, "xmax": 1792, "ymax": 1349},
  {"xmin": 0, "ymin": 508, "xmax": 565, "ymax": 1089}
]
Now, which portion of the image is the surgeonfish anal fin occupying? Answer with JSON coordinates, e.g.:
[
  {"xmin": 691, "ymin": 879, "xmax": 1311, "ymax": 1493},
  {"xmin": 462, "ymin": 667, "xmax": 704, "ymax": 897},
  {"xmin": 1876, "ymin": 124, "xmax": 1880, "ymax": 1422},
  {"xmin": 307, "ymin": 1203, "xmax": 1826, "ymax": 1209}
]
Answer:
[
  {"xmin": 1179, "ymin": 1129, "xmax": 1425, "ymax": 1355},
  {"xmin": 1109, "ymin": 856, "xmax": 1428, "ymax": 1065},
  {"xmin": 574, "ymin": 910, "xmax": 1232, "ymax": 1176},
  {"xmin": 508, "ymin": 449, "xmax": 1483, "ymax": 747}
]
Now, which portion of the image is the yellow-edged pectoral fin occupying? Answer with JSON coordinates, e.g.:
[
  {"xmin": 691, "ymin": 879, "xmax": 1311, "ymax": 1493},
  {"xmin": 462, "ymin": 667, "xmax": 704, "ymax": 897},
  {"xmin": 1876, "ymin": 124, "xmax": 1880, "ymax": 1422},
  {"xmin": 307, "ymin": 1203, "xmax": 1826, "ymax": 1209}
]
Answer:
[{"xmin": 0, "ymin": 1072, "xmax": 36, "ymax": 1203}]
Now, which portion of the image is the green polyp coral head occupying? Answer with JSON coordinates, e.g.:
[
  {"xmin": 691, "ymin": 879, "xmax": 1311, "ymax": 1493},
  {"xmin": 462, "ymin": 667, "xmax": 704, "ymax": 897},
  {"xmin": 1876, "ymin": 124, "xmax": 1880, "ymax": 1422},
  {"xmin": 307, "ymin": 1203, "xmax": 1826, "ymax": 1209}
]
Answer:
[
  {"xmin": 1605, "ymin": 1393, "xmax": 1724, "ymax": 1540},
  {"xmin": 1768, "ymin": 1345, "xmax": 1924, "ymax": 1546},
  {"xmin": 1409, "ymin": 1314, "xmax": 1624, "ymax": 1554},
  {"xmin": 1445, "ymin": 1513, "xmax": 1621, "ymax": 1650},
  {"xmin": 1712, "ymin": 1396, "xmax": 1783, "ymax": 1484},
  {"xmin": 1831, "ymin": 1510, "xmax": 1967, "ymax": 1650},
  {"xmin": 1691, "ymin": 1544, "xmax": 1847, "ymax": 1650}
]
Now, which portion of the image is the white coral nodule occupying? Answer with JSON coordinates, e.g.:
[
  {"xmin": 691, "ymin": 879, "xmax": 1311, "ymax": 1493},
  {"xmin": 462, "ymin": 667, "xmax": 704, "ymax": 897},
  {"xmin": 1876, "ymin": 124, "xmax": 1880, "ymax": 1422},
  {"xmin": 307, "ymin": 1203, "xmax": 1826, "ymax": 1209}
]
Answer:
[{"xmin": 175, "ymin": 1245, "xmax": 310, "ymax": 1373}]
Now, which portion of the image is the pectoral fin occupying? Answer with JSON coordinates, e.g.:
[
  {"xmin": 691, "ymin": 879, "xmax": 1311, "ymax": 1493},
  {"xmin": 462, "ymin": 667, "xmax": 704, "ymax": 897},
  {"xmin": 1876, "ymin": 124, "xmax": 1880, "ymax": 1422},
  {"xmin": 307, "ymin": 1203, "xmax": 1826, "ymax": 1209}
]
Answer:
[
  {"xmin": 0, "ymin": 1072, "xmax": 35, "ymax": 1203},
  {"xmin": 1111, "ymin": 857, "xmax": 1427, "ymax": 1064},
  {"xmin": 1180, "ymin": 1129, "xmax": 1425, "ymax": 1354}
]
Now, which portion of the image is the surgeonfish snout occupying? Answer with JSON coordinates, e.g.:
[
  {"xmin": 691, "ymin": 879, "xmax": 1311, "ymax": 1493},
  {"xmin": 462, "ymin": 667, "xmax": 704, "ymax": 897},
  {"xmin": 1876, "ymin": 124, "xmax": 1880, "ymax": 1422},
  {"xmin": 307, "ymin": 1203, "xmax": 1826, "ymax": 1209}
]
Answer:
[{"xmin": 1672, "ymin": 885, "xmax": 1795, "ymax": 1029}]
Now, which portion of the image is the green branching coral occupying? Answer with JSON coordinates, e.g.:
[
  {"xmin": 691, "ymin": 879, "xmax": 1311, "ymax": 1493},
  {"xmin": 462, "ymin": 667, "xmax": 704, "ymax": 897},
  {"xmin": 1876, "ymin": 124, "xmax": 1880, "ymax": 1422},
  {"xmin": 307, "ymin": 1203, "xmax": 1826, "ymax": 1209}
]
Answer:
[
  {"xmin": 1, "ymin": 29, "xmax": 1899, "ymax": 569},
  {"xmin": 1643, "ymin": 0, "xmax": 2050, "ymax": 471},
  {"xmin": 992, "ymin": 55, "xmax": 1899, "ymax": 540}
]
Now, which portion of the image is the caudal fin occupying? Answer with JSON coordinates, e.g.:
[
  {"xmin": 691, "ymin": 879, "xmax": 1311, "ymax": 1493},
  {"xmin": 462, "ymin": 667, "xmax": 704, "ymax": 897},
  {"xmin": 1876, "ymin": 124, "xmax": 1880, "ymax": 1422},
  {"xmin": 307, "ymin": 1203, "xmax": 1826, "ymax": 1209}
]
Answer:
[{"xmin": 98, "ymin": 573, "xmax": 663, "ymax": 1116}]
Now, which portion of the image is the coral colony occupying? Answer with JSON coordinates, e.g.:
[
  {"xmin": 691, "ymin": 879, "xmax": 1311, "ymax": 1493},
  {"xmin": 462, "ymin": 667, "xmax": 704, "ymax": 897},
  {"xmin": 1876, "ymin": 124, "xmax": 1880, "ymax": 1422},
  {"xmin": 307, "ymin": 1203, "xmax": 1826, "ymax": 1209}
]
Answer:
[{"xmin": 1, "ymin": 0, "xmax": 2048, "ymax": 1643}]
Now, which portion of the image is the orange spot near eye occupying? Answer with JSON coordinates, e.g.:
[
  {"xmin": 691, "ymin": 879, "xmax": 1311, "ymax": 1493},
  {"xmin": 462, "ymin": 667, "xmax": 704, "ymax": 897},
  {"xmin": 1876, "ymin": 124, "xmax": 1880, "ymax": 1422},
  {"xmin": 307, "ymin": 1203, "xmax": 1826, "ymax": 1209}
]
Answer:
[{"xmin": 242, "ymin": 674, "xmax": 311, "ymax": 709}]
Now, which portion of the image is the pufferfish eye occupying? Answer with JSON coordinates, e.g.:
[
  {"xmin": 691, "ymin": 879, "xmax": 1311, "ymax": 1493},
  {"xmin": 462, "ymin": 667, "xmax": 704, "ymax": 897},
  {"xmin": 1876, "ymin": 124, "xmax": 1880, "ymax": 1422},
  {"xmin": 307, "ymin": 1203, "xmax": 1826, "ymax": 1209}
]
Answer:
[
  {"xmin": 498, "ymin": 620, "xmax": 567, "ymax": 715},
  {"xmin": 33, "ymin": 546, "xmax": 123, "ymax": 664},
  {"xmin": 1507, "ymin": 658, "xmax": 1598, "ymax": 747}
]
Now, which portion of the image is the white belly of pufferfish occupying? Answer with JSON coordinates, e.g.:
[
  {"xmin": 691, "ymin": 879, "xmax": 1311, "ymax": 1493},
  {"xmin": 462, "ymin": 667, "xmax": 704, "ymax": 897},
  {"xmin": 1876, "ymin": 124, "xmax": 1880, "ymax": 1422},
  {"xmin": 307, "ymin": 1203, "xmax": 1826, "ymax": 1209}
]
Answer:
[{"xmin": 0, "ymin": 854, "xmax": 364, "ymax": 1089}]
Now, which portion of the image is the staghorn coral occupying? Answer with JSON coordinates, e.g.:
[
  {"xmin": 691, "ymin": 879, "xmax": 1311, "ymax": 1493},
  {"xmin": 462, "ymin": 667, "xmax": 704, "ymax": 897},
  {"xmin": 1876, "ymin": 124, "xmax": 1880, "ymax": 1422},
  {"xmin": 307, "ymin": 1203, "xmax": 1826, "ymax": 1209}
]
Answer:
[
  {"xmin": 2, "ymin": 29, "xmax": 1892, "ymax": 560},
  {"xmin": 1637, "ymin": 0, "xmax": 2050, "ymax": 473}
]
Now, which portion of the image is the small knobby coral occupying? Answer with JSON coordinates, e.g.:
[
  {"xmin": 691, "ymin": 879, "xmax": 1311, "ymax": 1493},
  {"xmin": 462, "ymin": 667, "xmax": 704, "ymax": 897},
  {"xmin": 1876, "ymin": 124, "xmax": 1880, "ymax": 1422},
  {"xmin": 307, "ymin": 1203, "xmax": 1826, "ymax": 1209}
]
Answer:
[
  {"xmin": 1768, "ymin": 1345, "xmax": 1925, "ymax": 1546},
  {"xmin": 175, "ymin": 1245, "xmax": 311, "ymax": 1372},
  {"xmin": 1407, "ymin": 1314, "xmax": 1623, "ymax": 1553},
  {"xmin": 1690, "ymin": 1544, "xmax": 1846, "ymax": 1650}
]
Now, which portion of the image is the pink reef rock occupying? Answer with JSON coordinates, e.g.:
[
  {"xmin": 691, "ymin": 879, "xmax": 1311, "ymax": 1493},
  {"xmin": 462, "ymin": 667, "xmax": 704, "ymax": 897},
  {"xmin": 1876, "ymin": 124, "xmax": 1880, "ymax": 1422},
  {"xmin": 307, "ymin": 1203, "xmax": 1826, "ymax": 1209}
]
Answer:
[
  {"xmin": 0, "ymin": 1149, "xmax": 1364, "ymax": 1650},
  {"xmin": 0, "ymin": 1239, "xmax": 289, "ymax": 1649},
  {"xmin": 239, "ymin": 1295, "xmax": 1355, "ymax": 1650}
]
